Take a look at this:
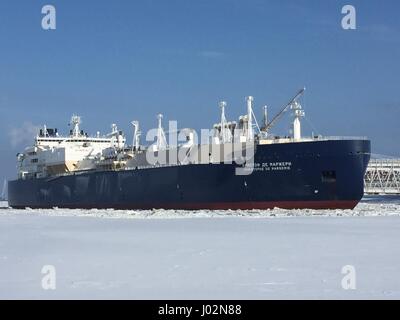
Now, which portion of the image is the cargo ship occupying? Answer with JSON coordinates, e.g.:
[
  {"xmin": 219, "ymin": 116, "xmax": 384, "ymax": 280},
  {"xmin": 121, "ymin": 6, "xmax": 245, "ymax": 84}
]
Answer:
[{"xmin": 8, "ymin": 89, "xmax": 371, "ymax": 210}]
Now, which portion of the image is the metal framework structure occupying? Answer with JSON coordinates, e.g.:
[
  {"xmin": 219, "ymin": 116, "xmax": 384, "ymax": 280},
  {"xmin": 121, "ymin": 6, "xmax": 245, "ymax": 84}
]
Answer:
[{"xmin": 364, "ymin": 159, "xmax": 400, "ymax": 194}]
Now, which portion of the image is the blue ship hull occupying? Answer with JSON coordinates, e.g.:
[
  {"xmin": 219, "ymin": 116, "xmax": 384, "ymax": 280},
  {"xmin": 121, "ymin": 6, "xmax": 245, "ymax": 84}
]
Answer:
[{"xmin": 8, "ymin": 139, "xmax": 371, "ymax": 210}]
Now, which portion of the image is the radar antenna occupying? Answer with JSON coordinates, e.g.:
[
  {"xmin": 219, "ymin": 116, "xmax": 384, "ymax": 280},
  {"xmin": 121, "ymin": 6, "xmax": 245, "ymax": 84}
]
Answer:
[{"xmin": 70, "ymin": 115, "xmax": 81, "ymax": 137}]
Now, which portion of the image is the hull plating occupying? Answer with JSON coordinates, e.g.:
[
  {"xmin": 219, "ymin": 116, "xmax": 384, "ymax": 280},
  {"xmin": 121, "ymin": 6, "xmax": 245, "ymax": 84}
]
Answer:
[{"xmin": 8, "ymin": 139, "xmax": 371, "ymax": 210}]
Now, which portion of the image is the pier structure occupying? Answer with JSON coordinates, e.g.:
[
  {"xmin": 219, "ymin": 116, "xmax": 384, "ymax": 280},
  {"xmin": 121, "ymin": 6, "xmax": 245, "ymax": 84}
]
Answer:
[{"xmin": 364, "ymin": 158, "xmax": 400, "ymax": 195}]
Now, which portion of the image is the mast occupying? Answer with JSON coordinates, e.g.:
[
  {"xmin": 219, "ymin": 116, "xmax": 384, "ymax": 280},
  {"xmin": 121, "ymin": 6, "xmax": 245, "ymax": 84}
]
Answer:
[
  {"xmin": 70, "ymin": 115, "xmax": 81, "ymax": 137},
  {"xmin": 131, "ymin": 121, "xmax": 141, "ymax": 151},
  {"xmin": 291, "ymin": 101, "xmax": 305, "ymax": 140},
  {"xmin": 156, "ymin": 114, "xmax": 167, "ymax": 150},
  {"xmin": 246, "ymin": 96, "xmax": 254, "ymax": 140},
  {"xmin": 219, "ymin": 101, "xmax": 230, "ymax": 143},
  {"xmin": 261, "ymin": 105, "xmax": 268, "ymax": 132}
]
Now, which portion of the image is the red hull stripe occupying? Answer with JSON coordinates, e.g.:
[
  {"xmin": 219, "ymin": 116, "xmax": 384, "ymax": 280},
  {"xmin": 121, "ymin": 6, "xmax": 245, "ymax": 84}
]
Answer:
[
  {"xmin": 123, "ymin": 200, "xmax": 359, "ymax": 210},
  {"xmin": 158, "ymin": 200, "xmax": 359, "ymax": 210},
  {"xmin": 12, "ymin": 200, "xmax": 359, "ymax": 210}
]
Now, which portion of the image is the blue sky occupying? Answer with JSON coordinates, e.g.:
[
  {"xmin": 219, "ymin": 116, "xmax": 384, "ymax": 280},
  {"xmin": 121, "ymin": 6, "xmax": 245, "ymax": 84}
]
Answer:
[{"xmin": 0, "ymin": 0, "xmax": 399, "ymax": 180}]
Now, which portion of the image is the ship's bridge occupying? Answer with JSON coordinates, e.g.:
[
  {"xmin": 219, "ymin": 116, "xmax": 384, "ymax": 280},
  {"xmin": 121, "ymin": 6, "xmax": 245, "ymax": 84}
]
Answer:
[{"xmin": 17, "ymin": 115, "xmax": 127, "ymax": 179}]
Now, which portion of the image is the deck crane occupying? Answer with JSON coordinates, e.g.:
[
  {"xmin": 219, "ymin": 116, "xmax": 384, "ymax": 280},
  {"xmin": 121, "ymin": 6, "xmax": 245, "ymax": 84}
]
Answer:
[{"xmin": 262, "ymin": 87, "xmax": 306, "ymax": 133}]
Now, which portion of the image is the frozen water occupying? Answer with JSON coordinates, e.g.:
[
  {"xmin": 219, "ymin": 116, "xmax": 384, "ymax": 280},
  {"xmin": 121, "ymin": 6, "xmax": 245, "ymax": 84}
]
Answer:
[
  {"xmin": 1, "ymin": 196, "xmax": 400, "ymax": 219},
  {"xmin": 0, "ymin": 196, "xmax": 399, "ymax": 299}
]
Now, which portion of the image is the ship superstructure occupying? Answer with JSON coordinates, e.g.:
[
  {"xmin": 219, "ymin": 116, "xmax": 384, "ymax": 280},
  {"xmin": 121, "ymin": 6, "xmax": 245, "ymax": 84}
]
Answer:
[{"xmin": 18, "ymin": 115, "xmax": 126, "ymax": 179}]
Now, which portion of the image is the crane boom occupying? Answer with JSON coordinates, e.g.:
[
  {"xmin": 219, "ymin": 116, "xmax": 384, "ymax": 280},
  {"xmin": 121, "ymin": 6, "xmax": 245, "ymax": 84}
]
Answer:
[{"xmin": 263, "ymin": 87, "xmax": 306, "ymax": 132}]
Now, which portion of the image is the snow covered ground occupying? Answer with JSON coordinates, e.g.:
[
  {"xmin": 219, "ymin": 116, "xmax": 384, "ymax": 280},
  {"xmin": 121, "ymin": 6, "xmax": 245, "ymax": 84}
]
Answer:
[{"xmin": 0, "ymin": 196, "xmax": 400, "ymax": 299}]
